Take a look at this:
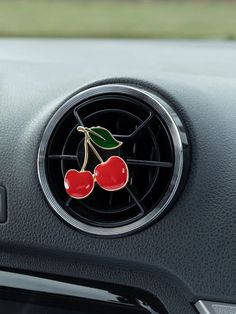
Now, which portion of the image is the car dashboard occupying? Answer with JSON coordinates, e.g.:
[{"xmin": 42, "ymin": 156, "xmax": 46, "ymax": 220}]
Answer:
[{"xmin": 0, "ymin": 39, "xmax": 235, "ymax": 314}]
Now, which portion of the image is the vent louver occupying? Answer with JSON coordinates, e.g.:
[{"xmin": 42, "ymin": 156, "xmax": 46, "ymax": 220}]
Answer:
[{"xmin": 38, "ymin": 84, "xmax": 189, "ymax": 237}]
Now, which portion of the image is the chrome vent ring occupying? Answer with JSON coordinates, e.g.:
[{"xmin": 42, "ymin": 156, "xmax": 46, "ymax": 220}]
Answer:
[{"xmin": 38, "ymin": 84, "xmax": 189, "ymax": 237}]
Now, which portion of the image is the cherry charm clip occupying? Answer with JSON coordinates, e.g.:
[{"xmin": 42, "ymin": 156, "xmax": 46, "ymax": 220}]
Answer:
[{"xmin": 64, "ymin": 126, "xmax": 129, "ymax": 199}]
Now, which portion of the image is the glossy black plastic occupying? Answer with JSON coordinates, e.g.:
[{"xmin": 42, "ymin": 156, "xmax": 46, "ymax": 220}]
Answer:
[
  {"xmin": 0, "ymin": 269, "xmax": 168, "ymax": 314},
  {"xmin": 46, "ymin": 94, "xmax": 174, "ymax": 228}
]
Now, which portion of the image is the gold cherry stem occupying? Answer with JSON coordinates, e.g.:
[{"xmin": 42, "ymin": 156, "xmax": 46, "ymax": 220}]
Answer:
[
  {"xmin": 87, "ymin": 139, "xmax": 104, "ymax": 164},
  {"xmin": 81, "ymin": 133, "xmax": 89, "ymax": 171},
  {"xmin": 77, "ymin": 126, "xmax": 104, "ymax": 168}
]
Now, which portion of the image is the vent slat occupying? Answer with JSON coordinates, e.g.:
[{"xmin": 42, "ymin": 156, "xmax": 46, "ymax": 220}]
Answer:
[
  {"xmin": 73, "ymin": 109, "xmax": 84, "ymax": 125},
  {"xmin": 129, "ymin": 112, "xmax": 153, "ymax": 138},
  {"xmin": 48, "ymin": 155, "xmax": 77, "ymax": 160},
  {"xmin": 125, "ymin": 186, "xmax": 145, "ymax": 215},
  {"xmin": 126, "ymin": 159, "xmax": 173, "ymax": 168}
]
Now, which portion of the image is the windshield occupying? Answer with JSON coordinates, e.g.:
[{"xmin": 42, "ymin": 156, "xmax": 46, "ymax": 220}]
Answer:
[{"xmin": 0, "ymin": 0, "xmax": 235, "ymax": 39}]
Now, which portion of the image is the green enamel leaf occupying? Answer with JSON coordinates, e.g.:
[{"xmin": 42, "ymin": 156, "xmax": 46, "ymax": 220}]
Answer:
[{"xmin": 88, "ymin": 127, "xmax": 122, "ymax": 149}]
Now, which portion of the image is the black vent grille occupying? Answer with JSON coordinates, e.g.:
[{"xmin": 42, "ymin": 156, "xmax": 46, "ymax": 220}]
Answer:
[{"xmin": 46, "ymin": 93, "xmax": 174, "ymax": 228}]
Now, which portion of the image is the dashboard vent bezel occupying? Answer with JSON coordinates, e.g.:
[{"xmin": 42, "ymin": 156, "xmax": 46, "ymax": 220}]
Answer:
[{"xmin": 38, "ymin": 84, "xmax": 189, "ymax": 237}]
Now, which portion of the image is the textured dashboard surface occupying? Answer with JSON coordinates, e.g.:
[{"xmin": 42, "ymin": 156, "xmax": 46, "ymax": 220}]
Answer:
[{"xmin": 0, "ymin": 39, "xmax": 236, "ymax": 313}]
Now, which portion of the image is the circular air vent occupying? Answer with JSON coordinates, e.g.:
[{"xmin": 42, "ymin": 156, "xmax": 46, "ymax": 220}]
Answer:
[{"xmin": 38, "ymin": 84, "xmax": 189, "ymax": 237}]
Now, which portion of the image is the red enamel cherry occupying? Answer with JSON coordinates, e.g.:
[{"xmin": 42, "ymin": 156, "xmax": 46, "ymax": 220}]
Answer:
[
  {"xmin": 64, "ymin": 169, "xmax": 94, "ymax": 199},
  {"xmin": 94, "ymin": 156, "xmax": 129, "ymax": 191}
]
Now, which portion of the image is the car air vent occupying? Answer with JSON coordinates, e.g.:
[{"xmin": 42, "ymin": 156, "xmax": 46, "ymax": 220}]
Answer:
[{"xmin": 38, "ymin": 84, "xmax": 189, "ymax": 237}]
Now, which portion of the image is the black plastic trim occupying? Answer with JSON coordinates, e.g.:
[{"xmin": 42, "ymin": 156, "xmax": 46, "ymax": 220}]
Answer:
[{"xmin": 0, "ymin": 269, "xmax": 167, "ymax": 314}]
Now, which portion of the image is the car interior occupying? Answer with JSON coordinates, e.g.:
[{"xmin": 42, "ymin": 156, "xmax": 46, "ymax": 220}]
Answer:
[{"xmin": 0, "ymin": 1, "xmax": 235, "ymax": 314}]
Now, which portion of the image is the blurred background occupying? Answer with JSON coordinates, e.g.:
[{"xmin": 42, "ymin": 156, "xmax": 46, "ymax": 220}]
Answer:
[{"xmin": 0, "ymin": 0, "xmax": 236, "ymax": 39}]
